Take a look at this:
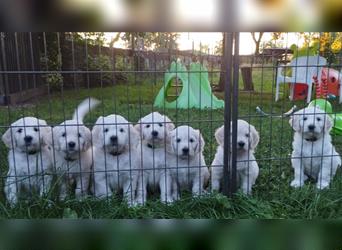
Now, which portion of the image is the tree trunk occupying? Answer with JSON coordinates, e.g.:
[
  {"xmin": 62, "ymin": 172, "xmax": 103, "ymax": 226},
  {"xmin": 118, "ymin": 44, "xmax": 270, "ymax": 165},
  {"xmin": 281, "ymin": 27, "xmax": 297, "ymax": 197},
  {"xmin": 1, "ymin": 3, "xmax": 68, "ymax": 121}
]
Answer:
[
  {"xmin": 251, "ymin": 32, "xmax": 264, "ymax": 56},
  {"xmin": 240, "ymin": 66, "xmax": 254, "ymax": 91}
]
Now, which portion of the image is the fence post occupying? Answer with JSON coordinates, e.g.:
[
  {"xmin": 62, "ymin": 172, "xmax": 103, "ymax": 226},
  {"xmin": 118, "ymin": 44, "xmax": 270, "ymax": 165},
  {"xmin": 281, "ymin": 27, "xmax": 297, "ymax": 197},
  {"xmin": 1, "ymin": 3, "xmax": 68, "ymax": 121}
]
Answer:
[
  {"xmin": 222, "ymin": 32, "xmax": 233, "ymax": 196},
  {"xmin": 223, "ymin": 32, "xmax": 239, "ymax": 197},
  {"xmin": 231, "ymin": 32, "xmax": 240, "ymax": 195}
]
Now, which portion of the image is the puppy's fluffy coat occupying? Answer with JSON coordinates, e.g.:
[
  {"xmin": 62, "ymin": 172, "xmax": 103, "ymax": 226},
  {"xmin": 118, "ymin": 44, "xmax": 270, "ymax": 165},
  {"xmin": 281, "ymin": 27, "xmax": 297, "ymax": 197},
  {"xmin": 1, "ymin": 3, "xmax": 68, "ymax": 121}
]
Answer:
[
  {"xmin": 167, "ymin": 125, "xmax": 209, "ymax": 199},
  {"xmin": 92, "ymin": 114, "xmax": 140, "ymax": 205},
  {"xmin": 134, "ymin": 112, "xmax": 175, "ymax": 204},
  {"xmin": 211, "ymin": 120, "xmax": 260, "ymax": 194},
  {"xmin": 52, "ymin": 98, "xmax": 99, "ymax": 200},
  {"xmin": 289, "ymin": 106, "xmax": 341, "ymax": 189},
  {"xmin": 2, "ymin": 117, "xmax": 53, "ymax": 206}
]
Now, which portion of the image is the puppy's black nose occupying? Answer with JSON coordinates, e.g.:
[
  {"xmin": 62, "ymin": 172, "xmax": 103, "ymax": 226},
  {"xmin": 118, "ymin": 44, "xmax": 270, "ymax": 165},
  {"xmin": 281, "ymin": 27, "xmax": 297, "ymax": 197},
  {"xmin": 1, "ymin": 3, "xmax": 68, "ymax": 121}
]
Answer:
[
  {"xmin": 308, "ymin": 125, "xmax": 315, "ymax": 131},
  {"xmin": 68, "ymin": 141, "xmax": 76, "ymax": 148},
  {"xmin": 24, "ymin": 136, "xmax": 33, "ymax": 143},
  {"xmin": 182, "ymin": 147, "xmax": 189, "ymax": 155},
  {"xmin": 152, "ymin": 130, "xmax": 158, "ymax": 137},
  {"xmin": 110, "ymin": 136, "xmax": 118, "ymax": 143},
  {"xmin": 238, "ymin": 141, "xmax": 245, "ymax": 148}
]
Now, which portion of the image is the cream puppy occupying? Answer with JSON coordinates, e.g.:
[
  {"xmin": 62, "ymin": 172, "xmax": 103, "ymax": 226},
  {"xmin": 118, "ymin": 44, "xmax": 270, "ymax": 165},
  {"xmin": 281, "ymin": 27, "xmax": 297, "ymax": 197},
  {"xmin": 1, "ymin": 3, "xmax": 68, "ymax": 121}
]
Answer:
[
  {"xmin": 289, "ymin": 106, "xmax": 341, "ymax": 189},
  {"xmin": 2, "ymin": 117, "xmax": 53, "ymax": 206},
  {"xmin": 211, "ymin": 120, "xmax": 259, "ymax": 194},
  {"xmin": 91, "ymin": 114, "xmax": 140, "ymax": 205},
  {"xmin": 167, "ymin": 125, "xmax": 209, "ymax": 199},
  {"xmin": 134, "ymin": 112, "xmax": 175, "ymax": 204},
  {"xmin": 52, "ymin": 98, "xmax": 99, "ymax": 200}
]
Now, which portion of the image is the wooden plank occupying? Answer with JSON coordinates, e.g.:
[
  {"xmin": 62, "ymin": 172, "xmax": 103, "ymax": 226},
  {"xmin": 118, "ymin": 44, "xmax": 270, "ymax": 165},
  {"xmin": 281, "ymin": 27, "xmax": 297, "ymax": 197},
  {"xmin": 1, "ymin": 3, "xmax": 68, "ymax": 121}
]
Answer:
[{"xmin": 1, "ymin": 86, "xmax": 47, "ymax": 105}]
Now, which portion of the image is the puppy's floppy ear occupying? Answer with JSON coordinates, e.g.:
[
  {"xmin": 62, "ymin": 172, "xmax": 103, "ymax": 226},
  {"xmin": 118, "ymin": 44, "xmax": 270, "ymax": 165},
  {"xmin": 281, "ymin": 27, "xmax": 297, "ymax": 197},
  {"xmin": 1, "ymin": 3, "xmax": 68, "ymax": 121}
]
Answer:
[
  {"xmin": 129, "ymin": 123, "xmax": 139, "ymax": 149},
  {"xmin": 2, "ymin": 127, "xmax": 14, "ymax": 148},
  {"xmin": 249, "ymin": 124, "xmax": 259, "ymax": 150},
  {"xmin": 38, "ymin": 119, "xmax": 52, "ymax": 146},
  {"xmin": 214, "ymin": 126, "xmax": 224, "ymax": 146},
  {"xmin": 91, "ymin": 116, "xmax": 104, "ymax": 147},
  {"xmin": 289, "ymin": 113, "xmax": 301, "ymax": 132},
  {"xmin": 52, "ymin": 126, "xmax": 61, "ymax": 151},
  {"xmin": 166, "ymin": 130, "xmax": 175, "ymax": 154},
  {"xmin": 324, "ymin": 114, "xmax": 333, "ymax": 132},
  {"xmin": 195, "ymin": 129, "xmax": 205, "ymax": 153},
  {"xmin": 81, "ymin": 126, "xmax": 92, "ymax": 151},
  {"xmin": 164, "ymin": 115, "xmax": 175, "ymax": 131},
  {"xmin": 134, "ymin": 119, "xmax": 143, "ymax": 139}
]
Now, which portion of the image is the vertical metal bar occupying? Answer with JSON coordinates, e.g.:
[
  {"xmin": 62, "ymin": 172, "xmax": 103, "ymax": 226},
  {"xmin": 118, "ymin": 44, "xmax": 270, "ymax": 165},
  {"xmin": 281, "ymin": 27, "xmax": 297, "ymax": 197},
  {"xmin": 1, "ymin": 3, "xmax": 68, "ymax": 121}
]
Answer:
[
  {"xmin": 231, "ymin": 32, "xmax": 240, "ymax": 195},
  {"xmin": 1, "ymin": 33, "xmax": 9, "ymax": 104},
  {"xmin": 222, "ymin": 32, "xmax": 233, "ymax": 196}
]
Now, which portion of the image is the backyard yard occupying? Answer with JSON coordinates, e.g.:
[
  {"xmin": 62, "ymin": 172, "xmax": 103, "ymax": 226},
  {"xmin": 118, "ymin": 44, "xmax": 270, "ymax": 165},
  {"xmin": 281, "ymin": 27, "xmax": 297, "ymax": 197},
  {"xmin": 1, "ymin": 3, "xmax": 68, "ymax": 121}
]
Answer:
[{"xmin": 0, "ymin": 66, "xmax": 341, "ymax": 218}]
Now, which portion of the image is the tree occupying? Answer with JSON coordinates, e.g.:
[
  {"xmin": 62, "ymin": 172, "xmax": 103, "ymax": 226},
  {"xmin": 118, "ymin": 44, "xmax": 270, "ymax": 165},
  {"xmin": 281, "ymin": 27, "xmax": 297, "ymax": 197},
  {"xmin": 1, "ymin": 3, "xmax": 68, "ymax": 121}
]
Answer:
[
  {"xmin": 251, "ymin": 32, "xmax": 264, "ymax": 55},
  {"xmin": 120, "ymin": 32, "xmax": 179, "ymax": 51},
  {"xmin": 120, "ymin": 32, "xmax": 180, "ymax": 70}
]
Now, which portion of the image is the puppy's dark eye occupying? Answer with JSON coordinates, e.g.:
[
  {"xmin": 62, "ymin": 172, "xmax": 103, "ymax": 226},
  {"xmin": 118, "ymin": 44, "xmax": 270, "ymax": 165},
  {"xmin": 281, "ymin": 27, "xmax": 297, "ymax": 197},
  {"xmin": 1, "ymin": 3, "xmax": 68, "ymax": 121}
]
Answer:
[
  {"xmin": 189, "ymin": 138, "xmax": 194, "ymax": 143},
  {"xmin": 245, "ymin": 133, "xmax": 249, "ymax": 137},
  {"xmin": 317, "ymin": 117, "xmax": 321, "ymax": 121},
  {"xmin": 17, "ymin": 128, "xmax": 23, "ymax": 133},
  {"xmin": 62, "ymin": 132, "xmax": 66, "ymax": 137},
  {"xmin": 104, "ymin": 128, "xmax": 109, "ymax": 133},
  {"xmin": 120, "ymin": 128, "xmax": 124, "ymax": 133},
  {"xmin": 78, "ymin": 133, "xmax": 82, "ymax": 138},
  {"xmin": 34, "ymin": 127, "xmax": 39, "ymax": 132},
  {"xmin": 159, "ymin": 123, "xmax": 163, "ymax": 127},
  {"xmin": 146, "ymin": 124, "xmax": 150, "ymax": 128},
  {"xmin": 303, "ymin": 117, "xmax": 307, "ymax": 121},
  {"xmin": 176, "ymin": 138, "xmax": 181, "ymax": 143}
]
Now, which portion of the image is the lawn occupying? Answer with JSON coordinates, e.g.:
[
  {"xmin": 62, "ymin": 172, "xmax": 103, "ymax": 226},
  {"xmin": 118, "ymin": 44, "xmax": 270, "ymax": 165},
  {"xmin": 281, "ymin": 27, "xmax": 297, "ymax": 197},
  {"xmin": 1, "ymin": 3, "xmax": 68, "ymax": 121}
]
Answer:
[{"xmin": 0, "ymin": 69, "xmax": 341, "ymax": 219}]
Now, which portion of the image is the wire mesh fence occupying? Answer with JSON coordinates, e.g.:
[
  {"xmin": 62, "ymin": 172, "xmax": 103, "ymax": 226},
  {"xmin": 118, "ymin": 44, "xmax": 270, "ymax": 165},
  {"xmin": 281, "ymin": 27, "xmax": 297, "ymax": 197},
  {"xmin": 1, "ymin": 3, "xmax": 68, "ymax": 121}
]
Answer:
[{"xmin": 0, "ymin": 32, "xmax": 341, "ymax": 216}]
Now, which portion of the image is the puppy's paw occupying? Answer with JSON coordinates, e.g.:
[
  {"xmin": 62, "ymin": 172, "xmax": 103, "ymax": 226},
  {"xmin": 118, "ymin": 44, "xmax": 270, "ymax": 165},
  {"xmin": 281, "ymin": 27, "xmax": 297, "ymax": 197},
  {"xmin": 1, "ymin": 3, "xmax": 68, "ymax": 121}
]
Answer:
[
  {"xmin": 161, "ymin": 196, "xmax": 175, "ymax": 205},
  {"xmin": 127, "ymin": 200, "xmax": 138, "ymax": 208},
  {"xmin": 290, "ymin": 179, "xmax": 304, "ymax": 188},
  {"xmin": 316, "ymin": 181, "xmax": 330, "ymax": 190},
  {"xmin": 132, "ymin": 198, "xmax": 145, "ymax": 207}
]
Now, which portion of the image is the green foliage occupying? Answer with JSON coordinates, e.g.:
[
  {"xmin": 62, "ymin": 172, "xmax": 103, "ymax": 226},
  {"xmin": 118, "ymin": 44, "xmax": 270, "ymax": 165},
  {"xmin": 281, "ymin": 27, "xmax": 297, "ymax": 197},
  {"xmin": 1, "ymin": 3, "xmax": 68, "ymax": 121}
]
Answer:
[
  {"xmin": 290, "ymin": 42, "xmax": 320, "ymax": 58},
  {"xmin": 86, "ymin": 54, "xmax": 114, "ymax": 85},
  {"xmin": 121, "ymin": 32, "xmax": 179, "ymax": 50},
  {"xmin": 72, "ymin": 32, "xmax": 106, "ymax": 46},
  {"xmin": 39, "ymin": 33, "xmax": 64, "ymax": 90}
]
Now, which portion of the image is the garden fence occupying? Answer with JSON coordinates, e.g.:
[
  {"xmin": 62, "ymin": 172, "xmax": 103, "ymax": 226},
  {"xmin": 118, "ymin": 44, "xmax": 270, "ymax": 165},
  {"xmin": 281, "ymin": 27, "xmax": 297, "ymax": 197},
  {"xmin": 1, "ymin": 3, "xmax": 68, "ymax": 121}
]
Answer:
[{"xmin": 0, "ymin": 32, "xmax": 341, "ymax": 212}]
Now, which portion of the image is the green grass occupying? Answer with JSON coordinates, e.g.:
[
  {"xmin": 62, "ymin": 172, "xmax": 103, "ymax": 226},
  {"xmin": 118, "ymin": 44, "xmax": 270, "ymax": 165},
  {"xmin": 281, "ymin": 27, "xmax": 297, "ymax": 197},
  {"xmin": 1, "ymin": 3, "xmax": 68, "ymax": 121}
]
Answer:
[{"xmin": 0, "ymin": 76, "xmax": 341, "ymax": 219}]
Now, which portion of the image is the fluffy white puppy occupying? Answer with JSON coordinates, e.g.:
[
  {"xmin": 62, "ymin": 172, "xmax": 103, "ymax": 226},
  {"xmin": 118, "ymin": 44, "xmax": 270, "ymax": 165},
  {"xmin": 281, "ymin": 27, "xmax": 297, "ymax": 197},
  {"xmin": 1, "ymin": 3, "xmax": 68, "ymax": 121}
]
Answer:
[
  {"xmin": 211, "ymin": 120, "xmax": 259, "ymax": 194},
  {"xmin": 289, "ymin": 106, "xmax": 341, "ymax": 189},
  {"xmin": 2, "ymin": 117, "xmax": 53, "ymax": 206},
  {"xmin": 52, "ymin": 98, "xmax": 99, "ymax": 200},
  {"xmin": 91, "ymin": 114, "xmax": 140, "ymax": 205},
  {"xmin": 134, "ymin": 112, "xmax": 175, "ymax": 204},
  {"xmin": 166, "ymin": 125, "xmax": 209, "ymax": 199}
]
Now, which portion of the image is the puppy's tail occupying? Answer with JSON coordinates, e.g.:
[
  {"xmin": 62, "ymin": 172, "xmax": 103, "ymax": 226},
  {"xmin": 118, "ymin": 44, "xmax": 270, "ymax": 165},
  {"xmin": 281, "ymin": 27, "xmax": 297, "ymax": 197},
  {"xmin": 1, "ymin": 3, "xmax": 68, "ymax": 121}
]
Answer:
[{"xmin": 72, "ymin": 97, "xmax": 100, "ymax": 122}]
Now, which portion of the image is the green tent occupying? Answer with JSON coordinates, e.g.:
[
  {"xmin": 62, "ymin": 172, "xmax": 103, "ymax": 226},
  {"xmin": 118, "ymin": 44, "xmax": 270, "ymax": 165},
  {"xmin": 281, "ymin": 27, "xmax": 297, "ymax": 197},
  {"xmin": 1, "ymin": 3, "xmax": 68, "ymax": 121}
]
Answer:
[{"xmin": 154, "ymin": 61, "xmax": 224, "ymax": 109}]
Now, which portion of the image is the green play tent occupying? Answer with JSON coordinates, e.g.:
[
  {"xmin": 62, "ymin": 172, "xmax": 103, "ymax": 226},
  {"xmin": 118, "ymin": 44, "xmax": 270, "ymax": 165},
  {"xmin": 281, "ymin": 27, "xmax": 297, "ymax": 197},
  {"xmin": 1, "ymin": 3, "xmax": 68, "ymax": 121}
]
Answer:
[{"xmin": 154, "ymin": 61, "xmax": 224, "ymax": 109}]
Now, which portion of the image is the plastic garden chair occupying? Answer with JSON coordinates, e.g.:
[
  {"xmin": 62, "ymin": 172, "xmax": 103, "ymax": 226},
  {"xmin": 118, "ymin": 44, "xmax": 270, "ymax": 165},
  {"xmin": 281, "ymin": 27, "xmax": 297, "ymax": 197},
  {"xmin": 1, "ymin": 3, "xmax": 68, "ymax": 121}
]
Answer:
[{"xmin": 275, "ymin": 55, "xmax": 327, "ymax": 103}]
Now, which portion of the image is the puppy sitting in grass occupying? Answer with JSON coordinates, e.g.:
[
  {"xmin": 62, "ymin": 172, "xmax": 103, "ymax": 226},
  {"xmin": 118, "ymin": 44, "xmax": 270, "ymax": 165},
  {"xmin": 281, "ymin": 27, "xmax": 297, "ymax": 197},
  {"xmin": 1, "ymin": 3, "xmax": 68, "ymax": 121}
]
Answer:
[
  {"xmin": 211, "ymin": 120, "xmax": 260, "ymax": 194},
  {"xmin": 2, "ymin": 117, "xmax": 53, "ymax": 206},
  {"xmin": 134, "ymin": 112, "xmax": 175, "ymax": 204},
  {"xmin": 289, "ymin": 106, "xmax": 341, "ymax": 189},
  {"xmin": 91, "ymin": 114, "xmax": 140, "ymax": 206},
  {"xmin": 166, "ymin": 125, "xmax": 209, "ymax": 200},
  {"xmin": 52, "ymin": 98, "xmax": 99, "ymax": 200}
]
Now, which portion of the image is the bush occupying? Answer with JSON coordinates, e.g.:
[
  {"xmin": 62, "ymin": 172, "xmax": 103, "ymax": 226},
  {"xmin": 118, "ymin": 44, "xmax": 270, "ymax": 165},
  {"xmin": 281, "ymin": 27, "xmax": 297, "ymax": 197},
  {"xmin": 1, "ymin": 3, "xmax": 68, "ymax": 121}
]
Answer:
[
  {"xmin": 86, "ymin": 54, "xmax": 114, "ymax": 86},
  {"xmin": 40, "ymin": 54, "xmax": 63, "ymax": 91}
]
